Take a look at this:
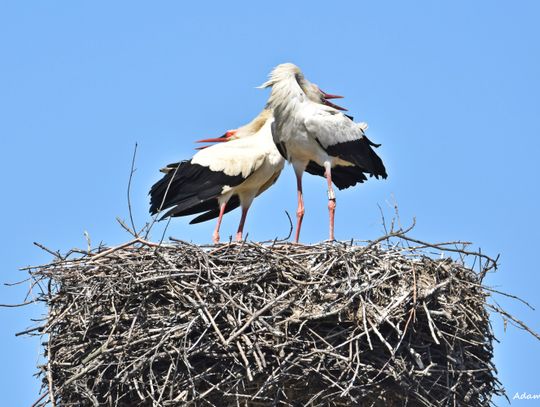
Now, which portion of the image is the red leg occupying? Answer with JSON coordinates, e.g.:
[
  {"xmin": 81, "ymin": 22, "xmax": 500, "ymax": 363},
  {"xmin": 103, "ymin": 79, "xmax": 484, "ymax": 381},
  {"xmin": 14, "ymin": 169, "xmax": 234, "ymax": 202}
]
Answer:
[
  {"xmin": 324, "ymin": 162, "xmax": 336, "ymax": 240},
  {"xmin": 212, "ymin": 202, "xmax": 227, "ymax": 244},
  {"xmin": 235, "ymin": 207, "xmax": 249, "ymax": 242},
  {"xmin": 294, "ymin": 171, "xmax": 305, "ymax": 243}
]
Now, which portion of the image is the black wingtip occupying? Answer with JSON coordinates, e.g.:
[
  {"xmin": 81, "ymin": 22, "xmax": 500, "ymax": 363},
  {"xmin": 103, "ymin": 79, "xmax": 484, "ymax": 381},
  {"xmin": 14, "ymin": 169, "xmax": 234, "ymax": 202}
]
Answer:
[
  {"xmin": 364, "ymin": 136, "xmax": 381, "ymax": 148},
  {"xmin": 149, "ymin": 160, "xmax": 245, "ymax": 223},
  {"xmin": 323, "ymin": 137, "xmax": 387, "ymax": 182},
  {"xmin": 189, "ymin": 196, "xmax": 240, "ymax": 224}
]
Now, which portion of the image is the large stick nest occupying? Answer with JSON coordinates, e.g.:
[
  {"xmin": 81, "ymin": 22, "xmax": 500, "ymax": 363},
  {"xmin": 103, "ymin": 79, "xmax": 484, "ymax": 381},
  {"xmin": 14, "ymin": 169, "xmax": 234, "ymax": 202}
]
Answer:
[{"xmin": 22, "ymin": 230, "xmax": 531, "ymax": 406}]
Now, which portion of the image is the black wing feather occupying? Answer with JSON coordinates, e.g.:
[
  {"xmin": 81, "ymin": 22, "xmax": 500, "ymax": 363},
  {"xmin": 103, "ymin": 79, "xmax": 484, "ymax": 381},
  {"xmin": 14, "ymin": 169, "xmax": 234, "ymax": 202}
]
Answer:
[
  {"xmin": 149, "ymin": 160, "xmax": 245, "ymax": 222},
  {"xmin": 305, "ymin": 161, "xmax": 368, "ymax": 190},
  {"xmin": 325, "ymin": 138, "xmax": 387, "ymax": 179},
  {"xmin": 189, "ymin": 195, "xmax": 241, "ymax": 224}
]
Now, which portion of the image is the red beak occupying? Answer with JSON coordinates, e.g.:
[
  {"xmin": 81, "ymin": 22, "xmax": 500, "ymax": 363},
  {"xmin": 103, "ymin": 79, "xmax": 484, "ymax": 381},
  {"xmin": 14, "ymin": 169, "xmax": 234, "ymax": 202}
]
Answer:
[
  {"xmin": 195, "ymin": 136, "xmax": 229, "ymax": 143},
  {"xmin": 320, "ymin": 89, "xmax": 344, "ymax": 99},
  {"xmin": 195, "ymin": 130, "xmax": 237, "ymax": 144},
  {"xmin": 323, "ymin": 99, "xmax": 347, "ymax": 111}
]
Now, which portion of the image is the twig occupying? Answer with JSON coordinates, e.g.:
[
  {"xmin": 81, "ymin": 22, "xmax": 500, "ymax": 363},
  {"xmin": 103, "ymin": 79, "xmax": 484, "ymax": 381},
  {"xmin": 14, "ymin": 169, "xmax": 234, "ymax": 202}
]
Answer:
[
  {"xmin": 33, "ymin": 242, "xmax": 62, "ymax": 259},
  {"xmin": 127, "ymin": 142, "xmax": 139, "ymax": 237},
  {"xmin": 226, "ymin": 286, "xmax": 297, "ymax": 344}
]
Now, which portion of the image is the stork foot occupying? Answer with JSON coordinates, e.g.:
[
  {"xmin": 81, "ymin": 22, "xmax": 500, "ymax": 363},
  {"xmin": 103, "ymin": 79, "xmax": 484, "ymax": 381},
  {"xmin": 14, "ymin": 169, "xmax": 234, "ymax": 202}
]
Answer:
[{"xmin": 212, "ymin": 232, "xmax": 220, "ymax": 244}]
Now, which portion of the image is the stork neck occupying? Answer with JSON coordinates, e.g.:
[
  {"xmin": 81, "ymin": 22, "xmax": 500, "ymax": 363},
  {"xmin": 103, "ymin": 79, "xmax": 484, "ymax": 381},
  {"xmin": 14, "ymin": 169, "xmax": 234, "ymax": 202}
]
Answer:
[
  {"xmin": 267, "ymin": 76, "xmax": 305, "ymax": 119},
  {"xmin": 235, "ymin": 109, "xmax": 272, "ymax": 138}
]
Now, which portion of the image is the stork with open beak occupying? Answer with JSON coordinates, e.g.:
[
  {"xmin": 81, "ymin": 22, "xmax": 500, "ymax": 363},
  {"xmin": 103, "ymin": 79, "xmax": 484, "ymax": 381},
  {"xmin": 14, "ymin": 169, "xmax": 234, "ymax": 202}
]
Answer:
[
  {"xmin": 261, "ymin": 63, "xmax": 387, "ymax": 242},
  {"xmin": 193, "ymin": 113, "xmax": 268, "ymax": 150},
  {"xmin": 149, "ymin": 77, "xmax": 345, "ymax": 243},
  {"xmin": 149, "ymin": 109, "xmax": 282, "ymax": 243},
  {"xmin": 194, "ymin": 85, "xmax": 349, "ymax": 149}
]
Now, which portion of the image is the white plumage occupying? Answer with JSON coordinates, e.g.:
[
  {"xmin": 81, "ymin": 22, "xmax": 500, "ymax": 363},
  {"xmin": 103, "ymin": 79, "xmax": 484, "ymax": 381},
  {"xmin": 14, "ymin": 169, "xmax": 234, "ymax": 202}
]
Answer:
[
  {"xmin": 261, "ymin": 63, "xmax": 387, "ymax": 242},
  {"xmin": 149, "ymin": 72, "xmax": 345, "ymax": 243},
  {"xmin": 150, "ymin": 109, "xmax": 282, "ymax": 243}
]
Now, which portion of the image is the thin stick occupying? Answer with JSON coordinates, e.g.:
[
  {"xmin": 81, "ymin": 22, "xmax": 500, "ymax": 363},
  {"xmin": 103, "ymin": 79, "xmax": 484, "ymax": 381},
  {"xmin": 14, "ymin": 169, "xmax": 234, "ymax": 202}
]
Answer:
[{"xmin": 127, "ymin": 142, "xmax": 139, "ymax": 237}]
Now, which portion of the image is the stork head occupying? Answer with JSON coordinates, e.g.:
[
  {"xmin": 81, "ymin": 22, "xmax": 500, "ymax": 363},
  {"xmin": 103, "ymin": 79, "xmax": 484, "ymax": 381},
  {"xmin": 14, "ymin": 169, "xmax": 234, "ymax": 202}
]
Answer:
[
  {"xmin": 195, "ymin": 130, "xmax": 238, "ymax": 149},
  {"xmin": 258, "ymin": 63, "xmax": 304, "ymax": 89},
  {"xmin": 303, "ymin": 82, "xmax": 347, "ymax": 111},
  {"xmin": 260, "ymin": 63, "xmax": 347, "ymax": 111}
]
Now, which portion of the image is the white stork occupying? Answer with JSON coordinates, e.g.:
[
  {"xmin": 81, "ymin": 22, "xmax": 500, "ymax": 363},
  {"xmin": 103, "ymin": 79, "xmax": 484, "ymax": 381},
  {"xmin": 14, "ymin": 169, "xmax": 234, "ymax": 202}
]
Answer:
[
  {"xmin": 149, "ymin": 78, "xmax": 344, "ymax": 243},
  {"xmin": 260, "ymin": 63, "xmax": 387, "ymax": 242},
  {"xmin": 149, "ymin": 109, "xmax": 282, "ymax": 243}
]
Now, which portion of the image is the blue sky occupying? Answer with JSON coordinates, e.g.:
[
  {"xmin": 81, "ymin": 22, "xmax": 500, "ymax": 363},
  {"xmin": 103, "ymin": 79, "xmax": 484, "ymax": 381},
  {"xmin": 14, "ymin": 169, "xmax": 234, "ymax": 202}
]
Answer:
[{"xmin": 1, "ymin": 1, "xmax": 539, "ymax": 405}]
